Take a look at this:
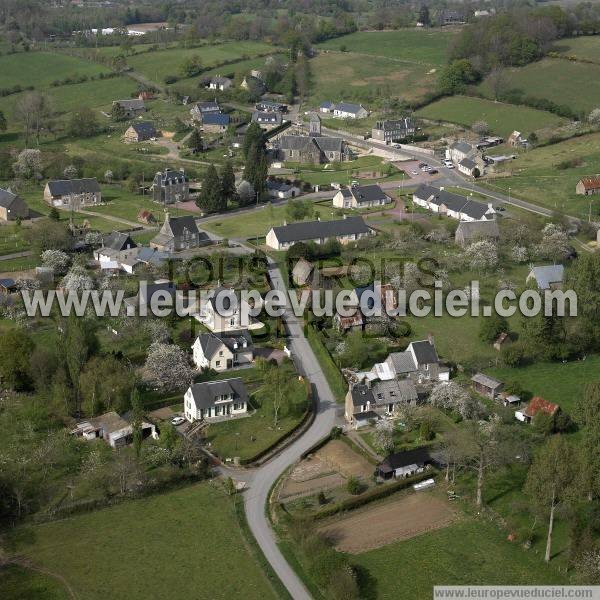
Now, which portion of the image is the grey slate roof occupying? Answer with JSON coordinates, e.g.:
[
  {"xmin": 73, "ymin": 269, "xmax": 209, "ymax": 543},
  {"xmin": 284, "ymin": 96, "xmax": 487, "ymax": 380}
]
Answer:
[
  {"xmin": 130, "ymin": 121, "xmax": 156, "ymax": 138},
  {"xmin": 387, "ymin": 351, "xmax": 417, "ymax": 375},
  {"xmin": 139, "ymin": 281, "xmax": 176, "ymax": 304},
  {"xmin": 197, "ymin": 101, "xmax": 220, "ymax": 113},
  {"xmin": 0, "ymin": 188, "xmax": 19, "ymax": 208},
  {"xmin": 372, "ymin": 379, "xmax": 418, "ymax": 404},
  {"xmin": 278, "ymin": 134, "xmax": 343, "ymax": 154},
  {"xmin": 410, "ymin": 340, "xmax": 439, "ymax": 366},
  {"xmin": 335, "ymin": 102, "xmax": 366, "ymax": 115},
  {"xmin": 46, "ymin": 178, "xmax": 100, "ymax": 197},
  {"xmin": 167, "ymin": 215, "xmax": 200, "ymax": 238},
  {"xmin": 529, "ymin": 265, "xmax": 565, "ymax": 290},
  {"xmin": 252, "ymin": 111, "xmax": 282, "ymax": 124},
  {"xmin": 320, "ymin": 101, "xmax": 334, "ymax": 109},
  {"xmin": 348, "ymin": 184, "xmax": 389, "ymax": 205},
  {"xmin": 379, "ymin": 447, "xmax": 432, "ymax": 472},
  {"xmin": 455, "ymin": 220, "xmax": 499, "ymax": 242},
  {"xmin": 459, "ymin": 157, "xmax": 477, "ymax": 169},
  {"xmin": 450, "ymin": 141, "xmax": 473, "ymax": 153},
  {"xmin": 203, "ymin": 112, "xmax": 230, "ymax": 126},
  {"xmin": 102, "ymin": 231, "xmax": 137, "ymax": 252},
  {"xmin": 188, "ymin": 378, "xmax": 249, "ymax": 409},
  {"xmin": 414, "ymin": 184, "xmax": 493, "ymax": 221},
  {"xmin": 197, "ymin": 330, "xmax": 253, "ymax": 360},
  {"xmin": 271, "ymin": 216, "xmax": 371, "ymax": 244},
  {"xmin": 114, "ymin": 99, "xmax": 145, "ymax": 111},
  {"xmin": 471, "ymin": 372, "xmax": 504, "ymax": 390}
]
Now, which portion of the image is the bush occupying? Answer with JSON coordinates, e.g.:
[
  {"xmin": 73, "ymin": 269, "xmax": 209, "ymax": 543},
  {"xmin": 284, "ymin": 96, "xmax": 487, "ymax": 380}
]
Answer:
[
  {"xmin": 346, "ymin": 476, "xmax": 362, "ymax": 495},
  {"xmin": 502, "ymin": 342, "xmax": 527, "ymax": 367}
]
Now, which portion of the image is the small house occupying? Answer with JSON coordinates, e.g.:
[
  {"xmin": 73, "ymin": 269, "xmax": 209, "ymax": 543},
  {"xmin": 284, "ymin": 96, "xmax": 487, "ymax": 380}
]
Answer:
[
  {"xmin": 455, "ymin": 220, "xmax": 499, "ymax": 246},
  {"xmin": 333, "ymin": 102, "xmax": 368, "ymax": 120},
  {"xmin": 471, "ymin": 372, "xmax": 504, "ymax": 399},
  {"xmin": 515, "ymin": 396, "xmax": 559, "ymax": 424},
  {"xmin": 44, "ymin": 178, "xmax": 101, "ymax": 208},
  {"xmin": 184, "ymin": 378, "xmax": 249, "ymax": 422},
  {"xmin": 266, "ymin": 179, "xmax": 301, "ymax": 199},
  {"xmin": 458, "ymin": 157, "xmax": 479, "ymax": 177},
  {"xmin": 251, "ymin": 110, "xmax": 282, "ymax": 130},
  {"xmin": 332, "ymin": 184, "xmax": 391, "ymax": 209},
  {"xmin": 123, "ymin": 121, "xmax": 157, "ymax": 143},
  {"xmin": 376, "ymin": 447, "xmax": 433, "ymax": 480},
  {"xmin": 71, "ymin": 411, "xmax": 157, "ymax": 448},
  {"xmin": 208, "ymin": 76, "xmax": 232, "ymax": 91},
  {"xmin": 113, "ymin": 99, "xmax": 146, "ymax": 118},
  {"xmin": 201, "ymin": 112, "xmax": 230, "ymax": 133},
  {"xmin": 192, "ymin": 330, "xmax": 253, "ymax": 371},
  {"xmin": 0, "ymin": 188, "xmax": 29, "ymax": 221},
  {"xmin": 576, "ymin": 176, "xmax": 600, "ymax": 196}
]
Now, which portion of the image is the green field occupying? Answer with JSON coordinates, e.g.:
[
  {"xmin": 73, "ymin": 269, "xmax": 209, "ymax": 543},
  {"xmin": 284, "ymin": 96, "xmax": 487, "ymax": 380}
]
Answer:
[
  {"xmin": 552, "ymin": 35, "xmax": 600, "ymax": 64},
  {"xmin": 122, "ymin": 41, "xmax": 275, "ymax": 84},
  {"xmin": 0, "ymin": 565, "xmax": 68, "ymax": 600},
  {"xmin": 415, "ymin": 96, "xmax": 565, "ymax": 137},
  {"xmin": 353, "ymin": 519, "xmax": 566, "ymax": 598},
  {"xmin": 1, "ymin": 483, "xmax": 277, "ymax": 600},
  {"xmin": 478, "ymin": 58, "xmax": 600, "ymax": 116},
  {"xmin": 487, "ymin": 354, "xmax": 600, "ymax": 415},
  {"xmin": 482, "ymin": 131, "xmax": 600, "ymax": 219},
  {"xmin": 0, "ymin": 51, "xmax": 109, "ymax": 90},
  {"xmin": 308, "ymin": 51, "xmax": 437, "ymax": 105},
  {"xmin": 317, "ymin": 28, "xmax": 458, "ymax": 66}
]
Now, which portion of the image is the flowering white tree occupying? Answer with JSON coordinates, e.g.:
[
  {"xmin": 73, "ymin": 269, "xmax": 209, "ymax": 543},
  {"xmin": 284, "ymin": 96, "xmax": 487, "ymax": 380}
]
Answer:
[
  {"xmin": 63, "ymin": 164, "xmax": 78, "ymax": 179},
  {"xmin": 429, "ymin": 382, "xmax": 484, "ymax": 420},
  {"xmin": 426, "ymin": 227, "xmax": 451, "ymax": 243},
  {"xmin": 372, "ymin": 419, "xmax": 395, "ymax": 455},
  {"xmin": 472, "ymin": 120, "xmax": 489, "ymax": 135},
  {"xmin": 463, "ymin": 240, "xmax": 498, "ymax": 272},
  {"xmin": 511, "ymin": 245, "xmax": 528, "ymax": 263},
  {"xmin": 84, "ymin": 231, "xmax": 103, "ymax": 246},
  {"xmin": 534, "ymin": 223, "xmax": 570, "ymax": 261},
  {"xmin": 144, "ymin": 342, "xmax": 194, "ymax": 392},
  {"xmin": 144, "ymin": 320, "xmax": 171, "ymax": 344},
  {"xmin": 16, "ymin": 278, "xmax": 40, "ymax": 291},
  {"xmin": 41, "ymin": 249, "xmax": 71, "ymax": 275},
  {"xmin": 61, "ymin": 265, "xmax": 94, "ymax": 292},
  {"xmin": 13, "ymin": 149, "xmax": 43, "ymax": 181},
  {"xmin": 104, "ymin": 169, "xmax": 114, "ymax": 184},
  {"xmin": 588, "ymin": 108, "xmax": 600, "ymax": 127}
]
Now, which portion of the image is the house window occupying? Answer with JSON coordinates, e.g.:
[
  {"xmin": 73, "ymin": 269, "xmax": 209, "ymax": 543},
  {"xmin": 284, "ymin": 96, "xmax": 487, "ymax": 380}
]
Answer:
[
  {"xmin": 219, "ymin": 351, "xmax": 223, "ymax": 356},
  {"xmin": 216, "ymin": 361, "xmax": 221, "ymax": 366}
]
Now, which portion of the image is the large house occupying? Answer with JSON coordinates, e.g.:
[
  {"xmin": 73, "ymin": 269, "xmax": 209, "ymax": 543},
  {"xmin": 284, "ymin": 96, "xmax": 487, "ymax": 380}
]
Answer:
[
  {"xmin": 371, "ymin": 118, "xmax": 415, "ymax": 143},
  {"xmin": 576, "ymin": 176, "xmax": 600, "ymax": 195},
  {"xmin": 345, "ymin": 378, "xmax": 419, "ymax": 428},
  {"xmin": 44, "ymin": 178, "xmax": 102, "ymax": 208},
  {"xmin": 192, "ymin": 330, "xmax": 253, "ymax": 371},
  {"xmin": 113, "ymin": 99, "xmax": 146, "ymax": 118},
  {"xmin": 202, "ymin": 112, "xmax": 230, "ymax": 133},
  {"xmin": 150, "ymin": 214, "xmax": 210, "ymax": 252},
  {"xmin": 152, "ymin": 168, "xmax": 189, "ymax": 205},
  {"xmin": 0, "ymin": 188, "xmax": 29, "ymax": 221},
  {"xmin": 413, "ymin": 185, "xmax": 496, "ymax": 222},
  {"xmin": 251, "ymin": 110, "xmax": 282, "ymax": 130},
  {"xmin": 266, "ymin": 216, "xmax": 373, "ymax": 250},
  {"xmin": 190, "ymin": 100, "xmax": 221, "ymax": 122},
  {"xmin": 332, "ymin": 184, "xmax": 391, "ymax": 209},
  {"xmin": 526, "ymin": 265, "xmax": 564, "ymax": 290},
  {"xmin": 320, "ymin": 102, "xmax": 368, "ymax": 119},
  {"xmin": 71, "ymin": 411, "xmax": 157, "ymax": 448},
  {"xmin": 123, "ymin": 121, "xmax": 157, "ymax": 143},
  {"xmin": 277, "ymin": 135, "xmax": 346, "ymax": 164},
  {"xmin": 448, "ymin": 141, "xmax": 474, "ymax": 164},
  {"xmin": 370, "ymin": 337, "xmax": 450, "ymax": 384},
  {"xmin": 184, "ymin": 378, "xmax": 249, "ymax": 422},
  {"xmin": 455, "ymin": 220, "xmax": 500, "ymax": 246},
  {"xmin": 208, "ymin": 76, "xmax": 232, "ymax": 91},
  {"xmin": 195, "ymin": 286, "xmax": 254, "ymax": 333}
]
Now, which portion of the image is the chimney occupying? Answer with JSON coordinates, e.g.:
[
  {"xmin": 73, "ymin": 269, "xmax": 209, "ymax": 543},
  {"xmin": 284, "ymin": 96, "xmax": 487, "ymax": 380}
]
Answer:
[
  {"xmin": 343, "ymin": 214, "xmax": 347, "ymax": 219},
  {"xmin": 164, "ymin": 211, "xmax": 170, "ymax": 223},
  {"xmin": 488, "ymin": 202, "xmax": 494, "ymax": 210},
  {"xmin": 283, "ymin": 220, "xmax": 287, "ymax": 226},
  {"xmin": 427, "ymin": 332, "xmax": 435, "ymax": 346},
  {"xmin": 440, "ymin": 186, "xmax": 445, "ymax": 191}
]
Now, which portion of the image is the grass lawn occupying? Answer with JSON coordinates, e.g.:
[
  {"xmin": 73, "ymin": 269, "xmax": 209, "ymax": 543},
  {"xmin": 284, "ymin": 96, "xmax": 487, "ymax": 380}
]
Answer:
[
  {"xmin": 1, "ymin": 483, "xmax": 278, "ymax": 600},
  {"xmin": 415, "ymin": 95, "xmax": 565, "ymax": 137},
  {"xmin": 0, "ymin": 224, "xmax": 28, "ymax": 256},
  {"xmin": 478, "ymin": 58, "xmax": 600, "ymax": 116},
  {"xmin": 316, "ymin": 28, "xmax": 459, "ymax": 66},
  {"xmin": 123, "ymin": 41, "xmax": 275, "ymax": 85},
  {"xmin": 0, "ymin": 565, "xmax": 68, "ymax": 600},
  {"xmin": 487, "ymin": 354, "xmax": 600, "ymax": 415},
  {"xmin": 481, "ymin": 131, "xmax": 600, "ymax": 220},
  {"xmin": 552, "ymin": 35, "xmax": 600, "ymax": 64},
  {"xmin": 353, "ymin": 519, "xmax": 566, "ymax": 598},
  {"xmin": 0, "ymin": 51, "xmax": 110, "ymax": 89},
  {"xmin": 308, "ymin": 51, "xmax": 437, "ymax": 106},
  {"xmin": 205, "ymin": 364, "xmax": 310, "ymax": 461}
]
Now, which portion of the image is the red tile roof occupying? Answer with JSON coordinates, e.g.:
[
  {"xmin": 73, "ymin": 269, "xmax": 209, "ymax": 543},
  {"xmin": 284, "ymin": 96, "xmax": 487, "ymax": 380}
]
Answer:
[
  {"xmin": 524, "ymin": 396, "xmax": 559, "ymax": 418},
  {"xmin": 579, "ymin": 176, "xmax": 600, "ymax": 191}
]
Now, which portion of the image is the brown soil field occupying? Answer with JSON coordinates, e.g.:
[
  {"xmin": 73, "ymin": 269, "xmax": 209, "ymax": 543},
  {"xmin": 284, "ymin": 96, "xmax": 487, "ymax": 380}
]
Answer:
[
  {"xmin": 318, "ymin": 491, "xmax": 458, "ymax": 554},
  {"xmin": 314, "ymin": 440, "xmax": 374, "ymax": 480}
]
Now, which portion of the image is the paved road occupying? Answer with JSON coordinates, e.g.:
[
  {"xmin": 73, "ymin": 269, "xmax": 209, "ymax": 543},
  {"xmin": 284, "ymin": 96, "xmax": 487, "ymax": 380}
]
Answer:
[
  {"xmin": 241, "ymin": 260, "xmax": 338, "ymax": 600},
  {"xmin": 0, "ymin": 250, "xmax": 33, "ymax": 262}
]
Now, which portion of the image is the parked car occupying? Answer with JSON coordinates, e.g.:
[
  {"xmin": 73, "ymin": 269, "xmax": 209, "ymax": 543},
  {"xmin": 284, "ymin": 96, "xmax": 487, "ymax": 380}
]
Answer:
[
  {"xmin": 443, "ymin": 160, "xmax": 454, "ymax": 168},
  {"xmin": 171, "ymin": 416, "xmax": 185, "ymax": 426},
  {"xmin": 428, "ymin": 168, "xmax": 438, "ymax": 175}
]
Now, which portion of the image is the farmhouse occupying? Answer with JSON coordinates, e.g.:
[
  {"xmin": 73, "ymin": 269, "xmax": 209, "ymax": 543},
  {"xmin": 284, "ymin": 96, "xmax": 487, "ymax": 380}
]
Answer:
[
  {"xmin": 202, "ymin": 112, "xmax": 230, "ymax": 133},
  {"xmin": 376, "ymin": 447, "xmax": 434, "ymax": 480},
  {"xmin": 150, "ymin": 213, "xmax": 209, "ymax": 252},
  {"xmin": 208, "ymin": 76, "xmax": 232, "ymax": 91},
  {"xmin": 251, "ymin": 110, "xmax": 283, "ymax": 130},
  {"xmin": 152, "ymin": 168, "xmax": 189, "ymax": 205},
  {"xmin": 515, "ymin": 396, "xmax": 559, "ymax": 424},
  {"xmin": 95, "ymin": 231, "xmax": 137, "ymax": 260},
  {"xmin": 44, "ymin": 178, "xmax": 101, "ymax": 208},
  {"xmin": 371, "ymin": 118, "xmax": 415, "ymax": 143},
  {"xmin": 184, "ymin": 378, "xmax": 249, "ymax": 422},
  {"xmin": 256, "ymin": 100, "xmax": 287, "ymax": 113},
  {"xmin": 123, "ymin": 121, "xmax": 157, "ymax": 143},
  {"xmin": 455, "ymin": 220, "xmax": 500, "ymax": 246},
  {"xmin": 345, "ymin": 378, "xmax": 419, "ymax": 427},
  {"xmin": 266, "ymin": 216, "xmax": 373, "ymax": 250},
  {"xmin": 0, "ymin": 188, "xmax": 29, "ymax": 221},
  {"xmin": 192, "ymin": 330, "xmax": 253, "ymax": 371},
  {"xmin": 448, "ymin": 141, "xmax": 474, "ymax": 164},
  {"xmin": 333, "ymin": 102, "xmax": 368, "ymax": 119},
  {"xmin": 413, "ymin": 185, "xmax": 496, "ymax": 222},
  {"xmin": 458, "ymin": 157, "xmax": 480, "ymax": 177},
  {"xmin": 526, "ymin": 264, "xmax": 564, "ymax": 290},
  {"xmin": 576, "ymin": 176, "xmax": 600, "ymax": 195},
  {"xmin": 266, "ymin": 179, "xmax": 301, "ymax": 199},
  {"xmin": 71, "ymin": 411, "xmax": 157, "ymax": 449},
  {"xmin": 471, "ymin": 373, "xmax": 504, "ymax": 399},
  {"xmin": 332, "ymin": 184, "xmax": 391, "ymax": 209},
  {"xmin": 277, "ymin": 134, "xmax": 346, "ymax": 164},
  {"xmin": 190, "ymin": 100, "xmax": 221, "ymax": 122},
  {"xmin": 113, "ymin": 99, "xmax": 146, "ymax": 118}
]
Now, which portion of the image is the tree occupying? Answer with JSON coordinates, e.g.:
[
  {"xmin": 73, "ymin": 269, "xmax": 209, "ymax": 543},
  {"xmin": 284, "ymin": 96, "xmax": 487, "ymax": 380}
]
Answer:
[
  {"xmin": 48, "ymin": 207, "xmax": 60, "ymax": 221},
  {"xmin": 346, "ymin": 476, "xmax": 362, "ymax": 495},
  {"xmin": 131, "ymin": 387, "xmax": 143, "ymax": 458},
  {"xmin": 63, "ymin": 164, "xmax": 78, "ymax": 180},
  {"xmin": 245, "ymin": 140, "xmax": 268, "ymax": 198},
  {"xmin": 104, "ymin": 170, "xmax": 113, "ymax": 184},
  {"xmin": 574, "ymin": 382, "xmax": 600, "ymax": 501},
  {"xmin": 588, "ymin": 108, "xmax": 600, "ymax": 127},
  {"xmin": 0, "ymin": 328, "xmax": 33, "ymax": 390},
  {"xmin": 25, "ymin": 220, "xmax": 72, "ymax": 255},
  {"xmin": 372, "ymin": 419, "xmax": 395, "ymax": 454},
  {"xmin": 64, "ymin": 315, "xmax": 91, "ymax": 415},
  {"xmin": 220, "ymin": 161, "xmax": 236, "ymax": 204},
  {"xmin": 13, "ymin": 148, "xmax": 43, "ymax": 181},
  {"xmin": 0, "ymin": 110, "xmax": 6, "ymax": 132},
  {"xmin": 186, "ymin": 128, "xmax": 203, "ymax": 153},
  {"xmin": 179, "ymin": 55, "xmax": 203, "ymax": 78},
  {"xmin": 429, "ymin": 382, "xmax": 484, "ymax": 420},
  {"xmin": 285, "ymin": 198, "xmax": 314, "ymax": 222},
  {"xmin": 80, "ymin": 356, "xmax": 135, "ymax": 415},
  {"xmin": 61, "ymin": 264, "xmax": 94, "ymax": 292},
  {"xmin": 197, "ymin": 164, "xmax": 224, "ymax": 212},
  {"xmin": 534, "ymin": 223, "xmax": 570, "ymax": 261},
  {"xmin": 143, "ymin": 342, "xmax": 194, "ymax": 392},
  {"xmin": 479, "ymin": 312, "xmax": 508, "ymax": 344},
  {"xmin": 236, "ymin": 180, "xmax": 255, "ymax": 207},
  {"xmin": 525, "ymin": 435, "xmax": 576, "ymax": 562},
  {"xmin": 242, "ymin": 122, "xmax": 264, "ymax": 160},
  {"xmin": 472, "ymin": 120, "xmax": 489, "ymax": 136},
  {"xmin": 15, "ymin": 92, "xmax": 52, "ymax": 146},
  {"xmin": 418, "ymin": 5, "xmax": 430, "ymax": 25},
  {"xmin": 438, "ymin": 59, "xmax": 479, "ymax": 95},
  {"xmin": 463, "ymin": 239, "xmax": 498, "ymax": 272},
  {"xmin": 111, "ymin": 102, "xmax": 127, "ymax": 122},
  {"xmin": 569, "ymin": 253, "xmax": 600, "ymax": 352},
  {"xmin": 41, "ymin": 249, "xmax": 71, "ymax": 275},
  {"xmin": 68, "ymin": 108, "xmax": 100, "ymax": 139}
]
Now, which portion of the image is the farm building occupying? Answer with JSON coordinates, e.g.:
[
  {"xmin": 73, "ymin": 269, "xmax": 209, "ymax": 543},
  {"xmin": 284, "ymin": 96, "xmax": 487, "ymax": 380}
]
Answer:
[
  {"xmin": 123, "ymin": 121, "xmax": 157, "ymax": 143},
  {"xmin": 471, "ymin": 373, "xmax": 504, "ymax": 399},
  {"xmin": 515, "ymin": 396, "xmax": 559, "ymax": 424},
  {"xmin": 44, "ymin": 178, "xmax": 101, "ymax": 208},
  {"xmin": 576, "ymin": 176, "xmax": 600, "ymax": 195},
  {"xmin": 376, "ymin": 447, "xmax": 434, "ymax": 480},
  {"xmin": 455, "ymin": 220, "xmax": 500, "ymax": 246},
  {"xmin": 113, "ymin": 99, "xmax": 146, "ymax": 118},
  {"xmin": 0, "ymin": 188, "xmax": 29, "ymax": 221}
]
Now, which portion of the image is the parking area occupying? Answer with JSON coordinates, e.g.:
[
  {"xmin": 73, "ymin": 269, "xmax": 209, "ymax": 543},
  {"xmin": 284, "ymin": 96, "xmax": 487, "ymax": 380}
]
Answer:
[{"xmin": 394, "ymin": 159, "xmax": 442, "ymax": 184}]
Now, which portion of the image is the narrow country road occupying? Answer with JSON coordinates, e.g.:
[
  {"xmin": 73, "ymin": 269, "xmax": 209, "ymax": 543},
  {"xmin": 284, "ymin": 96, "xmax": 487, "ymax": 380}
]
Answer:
[{"xmin": 241, "ymin": 260, "xmax": 338, "ymax": 600}]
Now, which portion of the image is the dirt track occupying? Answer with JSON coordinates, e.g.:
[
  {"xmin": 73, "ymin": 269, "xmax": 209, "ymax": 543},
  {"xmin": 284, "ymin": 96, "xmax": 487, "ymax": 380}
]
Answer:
[{"xmin": 318, "ymin": 491, "xmax": 457, "ymax": 554}]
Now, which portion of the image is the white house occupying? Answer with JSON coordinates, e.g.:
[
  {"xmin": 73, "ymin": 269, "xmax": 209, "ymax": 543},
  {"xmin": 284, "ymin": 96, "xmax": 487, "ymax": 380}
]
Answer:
[
  {"xmin": 192, "ymin": 330, "xmax": 254, "ymax": 371},
  {"xmin": 413, "ymin": 184, "xmax": 496, "ymax": 222},
  {"xmin": 266, "ymin": 180, "xmax": 301, "ymax": 199},
  {"xmin": 332, "ymin": 102, "xmax": 368, "ymax": 119},
  {"xmin": 332, "ymin": 184, "xmax": 391, "ymax": 209},
  {"xmin": 184, "ymin": 378, "xmax": 249, "ymax": 422},
  {"xmin": 208, "ymin": 76, "xmax": 232, "ymax": 91},
  {"xmin": 194, "ymin": 286, "xmax": 257, "ymax": 333}
]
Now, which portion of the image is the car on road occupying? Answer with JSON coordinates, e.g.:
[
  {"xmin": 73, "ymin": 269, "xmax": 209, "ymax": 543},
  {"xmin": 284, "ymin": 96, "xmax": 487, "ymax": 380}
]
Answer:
[
  {"xmin": 443, "ymin": 160, "xmax": 454, "ymax": 168},
  {"xmin": 171, "ymin": 416, "xmax": 185, "ymax": 426}
]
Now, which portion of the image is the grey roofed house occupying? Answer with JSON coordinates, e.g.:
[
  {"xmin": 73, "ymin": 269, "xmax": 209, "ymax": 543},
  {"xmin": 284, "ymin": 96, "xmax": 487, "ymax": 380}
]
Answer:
[
  {"xmin": 279, "ymin": 135, "xmax": 343, "ymax": 153},
  {"xmin": 139, "ymin": 281, "xmax": 177, "ymax": 305},
  {"xmin": 187, "ymin": 377, "xmax": 249, "ymax": 410},
  {"xmin": 348, "ymin": 184, "xmax": 390, "ymax": 205},
  {"xmin": 46, "ymin": 178, "xmax": 101, "ymax": 197},
  {"xmin": 251, "ymin": 110, "xmax": 282, "ymax": 125},
  {"xmin": 335, "ymin": 102, "xmax": 365, "ymax": 115},
  {"xmin": 202, "ymin": 112, "xmax": 230, "ymax": 126},
  {"xmin": 459, "ymin": 157, "xmax": 477, "ymax": 170},
  {"xmin": 102, "ymin": 231, "xmax": 137, "ymax": 252},
  {"xmin": 376, "ymin": 447, "xmax": 434, "ymax": 478},
  {"xmin": 114, "ymin": 98, "xmax": 146, "ymax": 111},
  {"xmin": 196, "ymin": 330, "xmax": 253, "ymax": 361},
  {"xmin": 209, "ymin": 76, "xmax": 232, "ymax": 88},
  {"xmin": 371, "ymin": 379, "xmax": 419, "ymax": 405},
  {"xmin": 320, "ymin": 101, "xmax": 334, "ymax": 110},
  {"xmin": 410, "ymin": 339, "xmax": 439, "ymax": 366},
  {"xmin": 455, "ymin": 220, "xmax": 500, "ymax": 246},
  {"xmin": 129, "ymin": 121, "xmax": 157, "ymax": 138},
  {"xmin": 527, "ymin": 264, "xmax": 565, "ymax": 290},
  {"xmin": 450, "ymin": 141, "xmax": 473, "ymax": 154},
  {"xmin": 197, "ymin": 100, "xmax": 220, "ymax": 113},
  {"xmin": 0, "ymin": 188, "xmax": 29, "ymax": 220},
  {"xmin": 387, "ymin": 351, "xmax": 418, "ymax": 375},
  {"xmin": 270, "ymin": 216, "xmax": 371, "ymax": 245},
  {"xmin": 413, "ymin": 184, "xmax": 494, "ymax": 221}
]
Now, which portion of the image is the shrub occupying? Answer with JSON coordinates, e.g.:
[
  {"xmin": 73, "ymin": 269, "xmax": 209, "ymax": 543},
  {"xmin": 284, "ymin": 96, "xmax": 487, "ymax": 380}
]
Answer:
[{"xmin": 346, "ymin": 476, "xmax": 362, "ymax": 495}]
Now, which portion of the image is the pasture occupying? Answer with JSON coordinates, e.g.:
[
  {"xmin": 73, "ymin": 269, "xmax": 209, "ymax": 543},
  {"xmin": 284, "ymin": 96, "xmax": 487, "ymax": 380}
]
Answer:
[
  {"xmin": 415, "ymin": 95, "xmax": 565, "ymax": 137},
  {"xmin": 552, "ymin": 35, "xmax": 600, "ymax": 64},
  {"xmin": 0, "ymin": 484, "xmax": 277, "ymax": 600},
  {"xmin": 478, "ymin": 58, "xmax": 600, "ymax": 116},
  {"xmin": 317, "ymin": 28, "xmax": 458, "ymax": 66}
]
